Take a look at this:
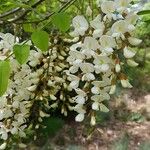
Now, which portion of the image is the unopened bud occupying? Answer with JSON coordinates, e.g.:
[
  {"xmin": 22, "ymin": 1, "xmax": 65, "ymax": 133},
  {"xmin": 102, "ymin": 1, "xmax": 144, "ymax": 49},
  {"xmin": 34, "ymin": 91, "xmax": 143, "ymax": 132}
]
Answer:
[{"xmin": 86, "ymin": 6, "xmax": 92, "ymax": 16}]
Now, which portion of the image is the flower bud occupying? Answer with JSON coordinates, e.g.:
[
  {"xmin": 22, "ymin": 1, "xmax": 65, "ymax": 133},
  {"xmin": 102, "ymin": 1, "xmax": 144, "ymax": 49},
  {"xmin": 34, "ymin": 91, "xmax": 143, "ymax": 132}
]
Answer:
[
  {"xmin": 127, "ymin": 59, "xmax": 138, "ymax": 67},
  {"xmin": 39, "ymin": 110, "xmax": 50, "ymax": 117},
  {"xmin": 109, "ymin": 85, "xmax": 116, "ymax": 94},
  {"xmin": 27, "ymin": 85, "xmax": 37, "ymax": 92},
  {"xmin": 55, "ymin": 66, "xmax": 62, "ymax": 72},
  {"xmin": 0, "ymin": 142, "xmax": 7, "ymax": 150},
  {"xmin": 90, "ymin": 115, "xmax": 96, "ymax": 126},
  {"xmin": 115, "ymin": 64, "xmax": 121, "ymax": 73},
  {"xmin": 50, "ymin": 94, "xmax": 57, "ymax": 100},
  {"xmin": 60, "ymin": 51, "xmax": 67, "ymax": 56},
  {"xmin": 86, "ymin": 6, "xmax": 92, "ymax": 16},
  {"xmin": 18, "ymin": 143, "xmax": 27, "ymax": 148},
  {"xmin": 58, "ymin": 55, "xmax": 64, "ymax": 60},
  {"xmin": 121, "ymin": 79, "xmax": 132, "ymax": 88}
]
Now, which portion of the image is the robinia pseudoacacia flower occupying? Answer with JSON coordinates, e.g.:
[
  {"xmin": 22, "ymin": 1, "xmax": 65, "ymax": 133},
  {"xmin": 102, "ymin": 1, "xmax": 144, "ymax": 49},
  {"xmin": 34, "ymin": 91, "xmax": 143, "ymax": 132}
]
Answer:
[
  {"xmin": 67, "ymin": 0, "xmax": 141, "ymax": 124},
  {"xmin": 0, "ymin": 0, "xmax": 141, "ymax": 147}
]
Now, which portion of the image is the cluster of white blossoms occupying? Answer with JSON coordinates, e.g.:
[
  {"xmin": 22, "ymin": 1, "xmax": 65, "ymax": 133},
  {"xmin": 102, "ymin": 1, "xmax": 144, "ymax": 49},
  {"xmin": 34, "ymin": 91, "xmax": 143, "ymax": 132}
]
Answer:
[
  {"xmin": 0, "ymin": 0, "xmax": 142, "ymax": 148},
  {"xmin": 67, "ymin": 0, "xmax": 142, "ymax": 125},
  {"xmin": 0, "ymin": 33, "xmax": 73, "ymax": 147}
]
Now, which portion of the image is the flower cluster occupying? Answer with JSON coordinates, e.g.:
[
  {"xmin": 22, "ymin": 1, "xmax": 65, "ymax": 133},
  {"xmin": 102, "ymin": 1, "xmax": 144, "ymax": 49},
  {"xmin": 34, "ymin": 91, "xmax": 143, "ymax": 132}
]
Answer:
[
  {"xmin": 0, "ymin": 33, "xmax": 74, "ymax": 147},
  {"xmin": 67, "ymin": 0, "xmax": 141, "ymax": 125}
]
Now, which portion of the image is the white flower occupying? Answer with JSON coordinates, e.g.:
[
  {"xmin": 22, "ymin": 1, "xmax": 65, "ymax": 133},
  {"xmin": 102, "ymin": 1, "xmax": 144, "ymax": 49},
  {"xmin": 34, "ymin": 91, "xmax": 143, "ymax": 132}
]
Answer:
[
  {"xmin": 111, "ymin": 20, "xmax": 128, "ymax": 39},
  {"xmin": 82, "ymin": 73, "xmax": 95, "ymax": 81},
  {"xmin": 0, "ymin": 33, "xmax": 19, "ymax": 51},
  {"xmin": 81, "ymin": 37, "xmax": 100, "ymax": 58},
  {"xmin": 90, "ymin": 15, "xmax": 105, "ymax": 38},
  {"xmin": 93, "ymin": 55, "xmax": 111, "ymax": 74},
  {"xmin": 91, "ymin": 95, "xmax": 104, "ymax": 103},
  {"xmin": 70, "ymin": 16, "xmax": 89, "ymax": 37},
  {"xmin": 101, "ymin": 1, "xmax": 115, "ymax": 14},
  {"xmin": 101, "ymin": 1, "xmax": 116, "ymax": 20},
  {"xmin": 125, "ymin": 13, "xmax": 139, "ymax": 25},
  {"xmin": 92, "ymin": 102, "xmax": 99, "ymax": 110},
  {"xmin": 0, "ymin": 142, "xmax": 7, "ymax": 150},
  {"xmin": 115, "ymin": 0, "xmax": 131, "ymax": 12},
  {"xmin": 75, "ymin": 113, "xmax": 85, "ymax": 122},
  {"xmin": 128, "ymin": 37, "xmax": 142, "ymax": 46},
  {"xmin": 69, "ymin": 60, "xmax": 82, "ymax": 73},
  {"xmin": 67, "ymin": 73, "xmax": 80, "ymax": 89},
  {"xmin": 100, "ymin": 35, "xmax": 116, "ymax": 54},
  {"xmin": 123, "ymin": 47, "xmax": 136, "ymax": 58},
  {"xmin": 80, "ymin": 63, "xmax": 94, "ymax": 73},
  {"xmin": 121, "ymin": 79, "xmax": 132, "ymax": 88},
  {"xmin": 74, "ymin": 89, "xmax": 87, "ymax": 104},
  {"xmin": 83, "ymin": 37, "xmax": 100, "ymax": 51}
]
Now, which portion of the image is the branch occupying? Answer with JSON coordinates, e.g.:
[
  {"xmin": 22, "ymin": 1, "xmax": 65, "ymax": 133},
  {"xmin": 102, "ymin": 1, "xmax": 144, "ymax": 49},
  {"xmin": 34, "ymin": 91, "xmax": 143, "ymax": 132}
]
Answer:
[
  {"xmin": 18, "ymin": 0, "xmax": 77, "ymax": 24},
  {"xmin": 0, "ymin": 0, "xmax": 45, "ymax": 25},
  {"xmin": 8, "ymin": 0, "xmax": 45, "ymax": 23},
  {"xmin": 0, "ymin": 7, "xmax": 21, "ymax": 18},
  {"xmin": 0, "ymin": 0, "xmax": 77, "ymax": 26}
]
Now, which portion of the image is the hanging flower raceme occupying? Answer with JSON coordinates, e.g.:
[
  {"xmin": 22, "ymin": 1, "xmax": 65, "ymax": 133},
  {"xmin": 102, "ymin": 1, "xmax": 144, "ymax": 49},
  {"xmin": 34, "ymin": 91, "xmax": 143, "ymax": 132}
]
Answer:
[
  {"xmin": 0, "ymin": 33, "xmax": 74, "ymax": 147},
  {"xmin": 66, "ymin": 0, "xmax": 141, "ymax": 125}
]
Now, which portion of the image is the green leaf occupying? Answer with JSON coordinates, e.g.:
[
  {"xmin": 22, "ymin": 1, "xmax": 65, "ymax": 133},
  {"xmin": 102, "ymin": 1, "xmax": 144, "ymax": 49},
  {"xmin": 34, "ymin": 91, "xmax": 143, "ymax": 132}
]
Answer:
[
  {"xmin": 0, "ymin": 61, "xmax": 11, "ymax": 96},
  {"xmin": 13, "ymin": 44, "xmax": 30, "ymax": 65},
  {"xmin": 23, "ymin": 24, "xmax": 35, "ymax": 33},
  {"xmin": 31, "ymin": 30, "xmax": 49, "ymax": 52},
  {"xmin": 100, "ymin": 103, "xmax": 109, "ymax": 113},
  {"xmin": 137, "ymin": 10, "xmax": 150, "ymax": 15},
  {"xmin": 51, "ymin": 12, "xmax": 71, "ymax": 32}
]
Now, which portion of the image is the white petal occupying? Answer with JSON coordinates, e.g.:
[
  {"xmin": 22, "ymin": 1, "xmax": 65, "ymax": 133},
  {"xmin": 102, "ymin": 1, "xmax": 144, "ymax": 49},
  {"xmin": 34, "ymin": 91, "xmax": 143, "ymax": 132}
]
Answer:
[
  {"xmin": 75, "ymin": 88, "xmax": 86, "ymax": 97},
  {"xmin": 100, "ymin": 64, "xmax": 110, "ymax": 72},
  {"xmin": 109, "ymin": 85, "xmax": 116, "ymax": 94},
  {"xmin": 111, "ymin": 20, "xmax": 128, "ymax": 34},
  {"xmin": 82, "ymin": 73, "xmax": 95, "ymax": 81},
  {"xmin": 91, "ymin": 86, "xmax": 100, "ymax": 94},
  {"xmin": 123, "ymin": 47, "xmax": 136, "ymax": 59},
  {"xmin": 92, "ymin": 102, "xmax": 99, "ymax": 110},
  {"xmin": 127, "ymin": 59, "xmax": 138, "ymax": 67},
  {"xmin": 80, "ymin": 63, "xmax": 94, "ymax": 73},
  {"xmin": 75, "ymin": 96, "xmax": 86, "ymax": 104},
  {"xmin": 70, "ymin": 80, "xmax": 79, "ymax": 89},
  {"xmin": 75, "ymin": 113, "xmax": 84, "ymax": 122},
  {"xmin": 69, "ymin": 65, "xmax": 79, "ymax": 73},
  {"xmin": 84, "ymin": 37, "xmax": 100, "ymax": 50},
  {"xmin": 100, "ymin": 35, "xmax": 116, "ymax": 48},
  {"xmin": 90, "ymin": 15, "xmax": 104, "ymax": 30},
  {"xmin": 72, "ymin": 15, "xmax": 89, "ymax": 36},
  {"xmin": 101, "ymin": 1, "xmax": 115, "ymax": 14},
  {"xmin": 128, "ymin": 37, "xmax": 142, "ymax": 46},
  {"xmin": 121, "ymin": 79, "xmax": 132, "ymax": 88},
  {"xmin": 0, "ymin": 142, "xmax": 7, "ymax": 150}
]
